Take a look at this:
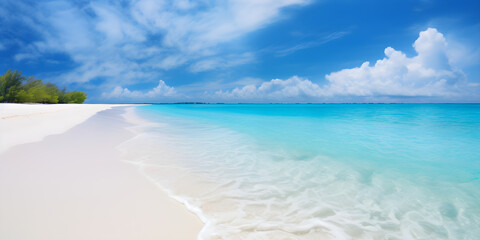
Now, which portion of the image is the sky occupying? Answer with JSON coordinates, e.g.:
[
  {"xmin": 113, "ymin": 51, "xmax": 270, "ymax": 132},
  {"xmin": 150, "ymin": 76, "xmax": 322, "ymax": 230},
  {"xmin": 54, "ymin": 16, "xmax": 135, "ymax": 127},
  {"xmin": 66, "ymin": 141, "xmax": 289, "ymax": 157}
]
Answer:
[{"xmin": 1, "ymin": 0, "xmax": 479, "ymax": 103}]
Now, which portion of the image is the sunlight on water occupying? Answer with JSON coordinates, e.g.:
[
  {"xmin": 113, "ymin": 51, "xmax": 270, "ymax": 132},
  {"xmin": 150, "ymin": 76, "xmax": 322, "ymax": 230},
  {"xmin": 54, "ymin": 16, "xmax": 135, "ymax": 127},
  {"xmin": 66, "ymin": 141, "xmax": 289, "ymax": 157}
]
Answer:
[{"xmin": 119, "ymin": 104, "xmax": 480, "ymax": 239}]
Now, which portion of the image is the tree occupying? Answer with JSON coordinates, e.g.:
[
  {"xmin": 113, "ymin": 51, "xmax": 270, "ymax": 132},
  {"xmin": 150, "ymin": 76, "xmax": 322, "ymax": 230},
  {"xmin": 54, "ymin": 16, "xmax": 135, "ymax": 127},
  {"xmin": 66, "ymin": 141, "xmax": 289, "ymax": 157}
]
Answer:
[
  {"xmin": 0, "ymin": 70, "xmax": 25, "ymax": 102},
  {"xmin": 0, "ymin": 69, "xmax": 87, "ymax": 104},
  {"xmin": 58, "ymin": 87, "xmax": 67, "ymax": 103},
  {"xmin": 64, "ymin": 91, "xmax": 87, "ymax": 103},
  {"xmin": 44, "ymin": 83, "xmax": 60, "ymax": 103}
]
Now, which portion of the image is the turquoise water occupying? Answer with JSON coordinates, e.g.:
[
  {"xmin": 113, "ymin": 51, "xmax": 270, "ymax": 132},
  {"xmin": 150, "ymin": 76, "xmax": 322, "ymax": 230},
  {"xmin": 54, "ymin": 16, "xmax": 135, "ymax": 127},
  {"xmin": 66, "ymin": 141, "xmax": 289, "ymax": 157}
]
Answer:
[{"xmin": 123, "ymin": 104, "xmax": 480, "ymax": 239}]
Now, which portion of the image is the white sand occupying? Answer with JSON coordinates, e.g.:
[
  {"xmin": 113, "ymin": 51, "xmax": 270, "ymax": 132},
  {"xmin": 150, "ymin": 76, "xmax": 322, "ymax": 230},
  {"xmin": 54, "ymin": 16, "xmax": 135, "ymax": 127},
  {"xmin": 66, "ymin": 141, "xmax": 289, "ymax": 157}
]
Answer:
[
  {"xmin": 0, "ymin": 103, "xmax": 117, "ymax": 153},
  {"xmin": 0, "ymin": 104, "xmax": 202, "ymax": 240}
]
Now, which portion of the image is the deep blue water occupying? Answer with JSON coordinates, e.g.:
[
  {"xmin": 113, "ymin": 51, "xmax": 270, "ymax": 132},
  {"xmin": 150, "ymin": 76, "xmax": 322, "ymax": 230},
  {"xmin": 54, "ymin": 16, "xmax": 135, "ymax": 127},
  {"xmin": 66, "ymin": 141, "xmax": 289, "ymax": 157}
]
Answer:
[{"xmin": 129, "ymin": 104, "xmax": 480, "ymax": 239}]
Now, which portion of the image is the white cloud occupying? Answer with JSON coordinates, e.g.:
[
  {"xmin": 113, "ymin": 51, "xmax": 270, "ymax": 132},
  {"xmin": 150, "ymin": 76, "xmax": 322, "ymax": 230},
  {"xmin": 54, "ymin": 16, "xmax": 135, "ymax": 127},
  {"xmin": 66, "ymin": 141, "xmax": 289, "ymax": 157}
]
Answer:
[
  {"xmin": 177, "ymin": 77, "xmax": 263, "ymax": 95},
  {"xmin": 102, "ymin": 80, "xmax": 177, "ymax": 100},
  {"xmin": 14, "ymin": 53, "xmax": 38, "ymax": 62},
  {"xmin": 132, "ymin": 0, "xmax": 309, "ymax": 52},
  {"xmin": 155, "ymin": 55, "xmax": 188, "ymax": 70},
  {"xmin": 214, "ymin": 76, "xmax": 325, "ymax": 102},
  {"xmin": 34, "ymin": 1, "xmax": 95, "ymax": 54},
  {"xmin": 3, "ymin": 0, "xmax": 309, "ymax": 86},
  {"xmin": 324, "ymin": 28, "xmax": 467, "ymax": 97},
  {"xmin": 189, "ymin": 52, "xmax": 255, "ymax": 72},
  {"xmin": 214, "ymin": 28, "xmax": 475, "ymax": 102},
  {"xmin": 92, "ymin": 3, "xmax": 146, "ymax": 44},
  {"xmin": 276, "ymin": 31, "xmax": 350, "ymax": 56}
]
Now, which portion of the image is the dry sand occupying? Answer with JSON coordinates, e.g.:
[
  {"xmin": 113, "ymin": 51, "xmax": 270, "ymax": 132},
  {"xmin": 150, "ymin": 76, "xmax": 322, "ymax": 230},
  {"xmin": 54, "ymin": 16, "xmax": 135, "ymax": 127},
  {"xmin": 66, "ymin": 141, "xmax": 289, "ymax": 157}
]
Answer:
[
  {"xmin": 0, "ymin": 104, "xmax": 202, "ymax": 240},
  {"xmin": 0, "ymin": 104, "xmax": 115, "ymax": 153}
]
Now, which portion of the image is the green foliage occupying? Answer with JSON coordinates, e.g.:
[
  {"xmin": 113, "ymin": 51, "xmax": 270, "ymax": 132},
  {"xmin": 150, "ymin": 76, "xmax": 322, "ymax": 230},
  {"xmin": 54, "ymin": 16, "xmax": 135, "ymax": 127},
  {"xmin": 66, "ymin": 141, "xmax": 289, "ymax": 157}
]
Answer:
[
  {"xmin": 0, "ymin": 69, "xmax": 87, "ymax": 104},
  {"xmin": 63, "ymin": 91, "xmax": 87, "ymax": 103},
  {"xmin": 0, "ymin": 69, "xmax": 25, "ymax": 102}
]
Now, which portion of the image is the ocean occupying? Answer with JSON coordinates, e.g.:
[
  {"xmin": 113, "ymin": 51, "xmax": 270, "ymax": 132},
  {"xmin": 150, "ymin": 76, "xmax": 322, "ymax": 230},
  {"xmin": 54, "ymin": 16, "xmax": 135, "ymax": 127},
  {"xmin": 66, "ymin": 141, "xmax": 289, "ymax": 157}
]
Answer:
[{"xmin": 119, "ymin": 104, "xmax": 480, "ymax": 239}]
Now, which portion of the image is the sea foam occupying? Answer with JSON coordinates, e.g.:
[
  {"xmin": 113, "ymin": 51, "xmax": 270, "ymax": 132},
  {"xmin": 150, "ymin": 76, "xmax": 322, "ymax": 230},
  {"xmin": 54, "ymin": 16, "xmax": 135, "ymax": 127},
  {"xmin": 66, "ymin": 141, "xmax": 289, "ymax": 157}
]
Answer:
[{"xmin": 119, "ymin": 104, "xmax": 480, "ymax": 240}]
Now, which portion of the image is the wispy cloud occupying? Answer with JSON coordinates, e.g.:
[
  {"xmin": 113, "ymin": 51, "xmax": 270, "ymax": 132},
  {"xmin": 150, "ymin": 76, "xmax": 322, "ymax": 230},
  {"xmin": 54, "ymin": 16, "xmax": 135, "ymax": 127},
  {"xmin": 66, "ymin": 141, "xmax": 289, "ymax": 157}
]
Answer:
[
  {"xmin": 1, "ymin": 0, "xmax": 309, "ymax": 86},
  {"xmin": 189, "ymin": 52, "xmax": 255, "ymax": 72},
  {"xmin": 275, "ymin": 31, "xmax": 350, "ymax": 56}
]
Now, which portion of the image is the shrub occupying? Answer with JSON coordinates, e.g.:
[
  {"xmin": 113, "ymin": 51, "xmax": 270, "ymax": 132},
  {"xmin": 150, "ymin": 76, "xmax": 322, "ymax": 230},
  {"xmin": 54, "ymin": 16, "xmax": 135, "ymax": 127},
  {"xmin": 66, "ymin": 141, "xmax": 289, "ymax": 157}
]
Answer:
[{"xmin": 0, "ymin": 69, "xmax": 87, "ymax": 104}]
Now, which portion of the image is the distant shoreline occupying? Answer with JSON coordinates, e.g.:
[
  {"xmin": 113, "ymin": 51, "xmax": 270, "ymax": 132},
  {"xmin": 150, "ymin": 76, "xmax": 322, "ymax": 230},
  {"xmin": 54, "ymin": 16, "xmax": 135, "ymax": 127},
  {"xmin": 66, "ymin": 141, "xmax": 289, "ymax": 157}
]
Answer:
[{"xmin": 104, "ymin": 102, "xmax": 480, "ymax": 105}]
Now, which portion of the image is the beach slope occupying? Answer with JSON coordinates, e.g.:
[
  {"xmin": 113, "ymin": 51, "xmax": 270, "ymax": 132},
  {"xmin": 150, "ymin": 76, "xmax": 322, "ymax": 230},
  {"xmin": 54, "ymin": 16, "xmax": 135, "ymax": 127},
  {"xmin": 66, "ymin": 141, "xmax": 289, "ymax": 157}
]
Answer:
[{"xmin": 0, "ymin": 105, "xmax": 202, "ymax": 240}]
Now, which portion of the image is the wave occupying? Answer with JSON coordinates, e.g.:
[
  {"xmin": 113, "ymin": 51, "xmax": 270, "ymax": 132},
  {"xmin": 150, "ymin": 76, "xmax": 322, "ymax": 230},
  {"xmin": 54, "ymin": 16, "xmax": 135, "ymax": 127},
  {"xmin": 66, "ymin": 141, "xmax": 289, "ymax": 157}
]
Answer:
[{"xmin": 118, "ymin": 106, "xmax": 480, "ymax": 240}]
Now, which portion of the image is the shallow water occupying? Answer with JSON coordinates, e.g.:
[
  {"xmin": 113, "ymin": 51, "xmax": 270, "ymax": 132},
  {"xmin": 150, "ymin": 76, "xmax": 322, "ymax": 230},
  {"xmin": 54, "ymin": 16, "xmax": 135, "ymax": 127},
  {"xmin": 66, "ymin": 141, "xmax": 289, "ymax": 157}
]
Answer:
[{"xmin": 119, "ymin": 104, "xmax": 480, "ymax": 239}]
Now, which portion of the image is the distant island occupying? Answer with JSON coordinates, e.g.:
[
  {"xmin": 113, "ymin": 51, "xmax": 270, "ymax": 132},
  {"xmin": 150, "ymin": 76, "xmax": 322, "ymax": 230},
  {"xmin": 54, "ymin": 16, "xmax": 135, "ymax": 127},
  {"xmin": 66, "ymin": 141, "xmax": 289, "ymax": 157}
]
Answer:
[{"xmin": 0, "ymin": 69, "xmax": 86, "ymax": 104}]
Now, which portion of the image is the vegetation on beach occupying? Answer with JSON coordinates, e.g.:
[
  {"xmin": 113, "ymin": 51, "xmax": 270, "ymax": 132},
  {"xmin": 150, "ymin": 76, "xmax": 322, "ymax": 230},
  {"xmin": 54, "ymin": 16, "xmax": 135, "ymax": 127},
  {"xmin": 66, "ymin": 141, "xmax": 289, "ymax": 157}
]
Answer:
[{"xmin": 0, "ymin": 69, "xmax": 86, "ymax": 104}]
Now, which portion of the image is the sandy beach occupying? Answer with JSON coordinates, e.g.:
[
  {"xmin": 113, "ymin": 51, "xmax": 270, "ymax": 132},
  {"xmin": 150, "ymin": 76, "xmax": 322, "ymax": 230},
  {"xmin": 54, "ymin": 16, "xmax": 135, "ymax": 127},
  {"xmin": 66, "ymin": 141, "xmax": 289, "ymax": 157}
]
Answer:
[{"xmin": 0, "ymin": 104, "xmax": 202, "ymax": 240}]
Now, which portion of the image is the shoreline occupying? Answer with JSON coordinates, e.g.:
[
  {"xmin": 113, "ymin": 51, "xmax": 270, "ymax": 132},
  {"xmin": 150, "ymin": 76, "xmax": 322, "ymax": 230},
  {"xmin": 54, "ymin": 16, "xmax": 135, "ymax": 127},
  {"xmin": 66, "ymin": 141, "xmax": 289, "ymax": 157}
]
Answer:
[
  {"xmin": 121, "ymin": 106, "xmax": 211, "ymax": 236},
  {"xmin": 0, "ymin": 104, "xmax": 203, "ymax": 239}
]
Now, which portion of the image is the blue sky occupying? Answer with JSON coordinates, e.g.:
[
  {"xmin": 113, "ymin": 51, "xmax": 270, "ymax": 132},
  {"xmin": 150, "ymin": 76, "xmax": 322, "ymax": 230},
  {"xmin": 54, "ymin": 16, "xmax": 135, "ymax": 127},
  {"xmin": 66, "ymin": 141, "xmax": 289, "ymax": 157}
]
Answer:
[{"xmin": 1, "ymin": 0, "xmax": 479, "ymax": 103}]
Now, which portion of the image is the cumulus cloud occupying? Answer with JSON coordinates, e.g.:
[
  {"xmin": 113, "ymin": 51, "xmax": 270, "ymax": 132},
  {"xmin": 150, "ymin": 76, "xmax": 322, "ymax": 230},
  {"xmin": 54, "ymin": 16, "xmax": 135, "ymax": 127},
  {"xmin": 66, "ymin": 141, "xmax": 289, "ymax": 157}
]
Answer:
[
  {"xmin": 324, "ymin": 28, "xmax": 467, "ymax": 97},
  {"xmin": 214, "ymin": 76, "xmax": 325, "ymax": 102},
  {"xmin": 214, "ymin": 28, "xmax": 474, "ymax": 102},
  {"xmin": 101, "ymin": 80, "xmax": 176, "ymax": 100}
]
